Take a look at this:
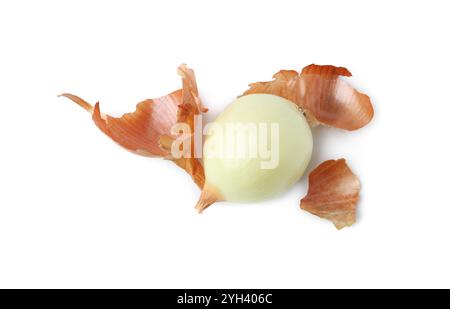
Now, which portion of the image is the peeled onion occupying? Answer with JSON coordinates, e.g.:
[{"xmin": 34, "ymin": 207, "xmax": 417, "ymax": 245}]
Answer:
[{"xmin": 196, "ymin": 94, "xmax": 313, "ymax": 212}]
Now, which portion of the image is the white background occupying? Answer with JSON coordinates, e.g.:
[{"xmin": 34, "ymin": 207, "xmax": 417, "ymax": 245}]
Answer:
[{"xmin": 0, "ymin": 0, "xmax": 449, "ymax": 288}]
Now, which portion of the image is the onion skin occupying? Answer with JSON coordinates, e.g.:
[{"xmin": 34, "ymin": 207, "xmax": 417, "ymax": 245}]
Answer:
[
  {"xmin": 59, "ymin": 91, "xmax": 180, "ymax": 157},
  {"xmin": 60, "ymin": 64, "xmax": 206, "ymax": 188},
  {"xmin": 243, "ymin": 64, "xmax": 374, "ymax": 131},
  {"xmin": 300, "ymin": 159, "xmax": 361, "ymax": 229}
]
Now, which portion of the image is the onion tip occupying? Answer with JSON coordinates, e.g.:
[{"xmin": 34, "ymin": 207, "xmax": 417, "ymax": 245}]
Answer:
[{"xmin": 195, "ymin": 185, "xmax": 222, "ymax": 214}]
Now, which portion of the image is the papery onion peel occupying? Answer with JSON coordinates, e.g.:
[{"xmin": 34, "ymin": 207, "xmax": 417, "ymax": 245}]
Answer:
[
  {"xmin": 59, "ymin": 64, "xmax": 206, "ymax": 188},
  {"xmin": 300, "ymin": 159, "xmax": 361, "ymax": 229},
  {"xmin": 243, "ymin": 64, "xmax": 374, "ymax": 131}
]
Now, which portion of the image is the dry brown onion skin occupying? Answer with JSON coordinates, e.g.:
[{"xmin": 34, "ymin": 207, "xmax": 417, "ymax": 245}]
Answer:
[
  {"xmin": 243, "ymin": 64, "xmax": 374, "ymax": 130},
  {"xmin": 300, "ymin": 159, "xmax": 361, "ymax": 229},
  {"xmin": 60, "ymin": 64, "xmax": 206, "ymax": 188}
]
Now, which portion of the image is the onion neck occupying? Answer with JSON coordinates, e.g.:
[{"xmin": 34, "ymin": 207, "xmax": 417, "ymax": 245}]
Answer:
[{"xmin": 195, "ymin": 183, "xmax": 223, "ymax": 213}]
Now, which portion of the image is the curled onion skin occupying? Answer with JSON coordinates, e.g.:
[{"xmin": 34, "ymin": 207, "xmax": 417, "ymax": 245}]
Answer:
[
  {"xmin": 300, "ymin": 159, "xmax": 361, "ymax": 229},
  {"xmin": 60, "ymin": 64, "xmax": 206, "ymax": 188},
  {"xmin": 243, "ymin": 64, "xmax": 374, "ymax": 131},
  {"xmin": 59, "ymin": 91, "xmax": 180, "ymax": 157}
]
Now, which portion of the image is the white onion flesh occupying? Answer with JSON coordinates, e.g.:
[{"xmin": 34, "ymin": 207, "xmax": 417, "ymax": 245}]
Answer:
[{"xmin": 203, "ymin": 94, "xmax": 313, "ymax": 203}]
